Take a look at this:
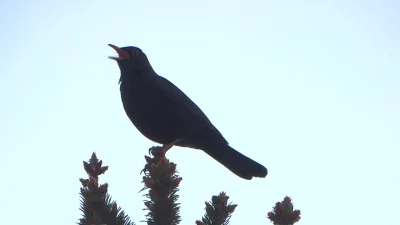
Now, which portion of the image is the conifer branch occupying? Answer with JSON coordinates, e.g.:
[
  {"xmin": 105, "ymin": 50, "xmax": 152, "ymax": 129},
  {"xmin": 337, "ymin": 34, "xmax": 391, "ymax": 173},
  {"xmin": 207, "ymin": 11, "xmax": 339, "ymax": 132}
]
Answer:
[
  {"xmin": 78, "ymin": 152, "xmax": 134, "ymax": 225},
  {"xmin": 77, "ymin": 151, "xmax": 302, "ymax": 225},
  {"xmin": 267, "ymin": 196, "xmax": 301, "ymax": 225},
  {"xmin": 141, "ymin": 146, "xmax": 182, "ymax": 225},
  {"xmin": 196, "ymin": 192, "xmax": 237, "ymax": 225}
]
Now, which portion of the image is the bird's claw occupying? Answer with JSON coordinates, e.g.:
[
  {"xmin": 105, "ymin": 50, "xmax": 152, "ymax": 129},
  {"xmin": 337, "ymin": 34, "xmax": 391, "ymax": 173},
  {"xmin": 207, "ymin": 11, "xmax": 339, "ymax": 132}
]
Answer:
[
  {"xmin": 140, "ymin": 164, "xmax": 149, "ymax": 175},
  {"xmin": 148, "ymin": 147, "xmax": 154, "ymax": 156},
  {"xmin": 149, "ymin": 146, "xmax": 164, "ymax": 157},
  {"xmin": 141, "ymin": 146, "xmax": 163, "ymax": 174}
]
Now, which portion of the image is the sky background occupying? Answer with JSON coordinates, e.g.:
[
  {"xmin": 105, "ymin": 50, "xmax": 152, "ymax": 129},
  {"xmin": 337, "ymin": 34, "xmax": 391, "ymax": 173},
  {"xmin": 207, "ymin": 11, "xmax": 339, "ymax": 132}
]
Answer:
[{"xmin": 1, "ymin": 0, "xmax": 399, "ymax": 225}]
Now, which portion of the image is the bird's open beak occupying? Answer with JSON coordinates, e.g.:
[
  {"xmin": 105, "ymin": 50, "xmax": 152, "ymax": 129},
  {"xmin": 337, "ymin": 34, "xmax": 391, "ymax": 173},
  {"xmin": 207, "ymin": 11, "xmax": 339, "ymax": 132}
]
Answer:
[{"xmin": 108, "ymin": 44, "xmax": 130, "ymax": 60}]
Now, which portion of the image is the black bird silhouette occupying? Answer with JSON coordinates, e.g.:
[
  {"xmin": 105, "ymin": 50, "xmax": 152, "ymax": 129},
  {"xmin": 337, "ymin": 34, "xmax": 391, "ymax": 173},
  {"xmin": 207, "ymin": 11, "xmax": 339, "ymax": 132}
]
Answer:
[{"xmin": 108, "ymin": 44, "xmax": 268, "ymax": 180}]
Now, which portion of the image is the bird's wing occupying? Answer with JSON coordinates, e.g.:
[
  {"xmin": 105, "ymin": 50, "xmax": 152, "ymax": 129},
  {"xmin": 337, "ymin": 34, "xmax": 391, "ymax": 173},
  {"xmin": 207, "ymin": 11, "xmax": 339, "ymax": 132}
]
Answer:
[{"xmin": 155, "ymin": 75, "xmax": 228, "ymax": 145}]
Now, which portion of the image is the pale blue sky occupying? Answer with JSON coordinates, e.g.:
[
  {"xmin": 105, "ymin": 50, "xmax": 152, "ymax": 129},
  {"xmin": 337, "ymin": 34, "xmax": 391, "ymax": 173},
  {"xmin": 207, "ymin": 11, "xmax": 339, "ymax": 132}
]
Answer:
[{"xmin": 1, "ymin": 0, "xmax": 399, "ymax": 225}]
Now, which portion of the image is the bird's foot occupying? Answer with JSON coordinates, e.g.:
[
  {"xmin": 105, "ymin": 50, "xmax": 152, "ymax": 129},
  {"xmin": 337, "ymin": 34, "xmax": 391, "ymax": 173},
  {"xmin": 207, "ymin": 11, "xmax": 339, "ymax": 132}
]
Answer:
[
  {"xmin": 141, "ymin": 139, "xmax": 183, "ymax": 174},
  {"xmin": 148, "ymin": 146, "xmax": 166, "ymax": 157},
  {"xmin": 149, "ymin": 138, "xmax": 183, "ymax": 156}
]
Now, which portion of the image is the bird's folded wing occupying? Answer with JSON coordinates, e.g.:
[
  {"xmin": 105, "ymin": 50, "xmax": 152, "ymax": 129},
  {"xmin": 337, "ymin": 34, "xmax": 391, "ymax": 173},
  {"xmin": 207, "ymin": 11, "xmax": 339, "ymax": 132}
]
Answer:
[{"xmin": 155, "ymin": 75, "xmax": 228, "ymax": 144}]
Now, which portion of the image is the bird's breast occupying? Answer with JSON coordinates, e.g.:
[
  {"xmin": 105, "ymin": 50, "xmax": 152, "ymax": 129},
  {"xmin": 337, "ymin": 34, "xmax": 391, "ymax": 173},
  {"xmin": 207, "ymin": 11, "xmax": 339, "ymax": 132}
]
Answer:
[{"xmin": 120, "ymin": 79, "xmax": 180, "ymax": 144}]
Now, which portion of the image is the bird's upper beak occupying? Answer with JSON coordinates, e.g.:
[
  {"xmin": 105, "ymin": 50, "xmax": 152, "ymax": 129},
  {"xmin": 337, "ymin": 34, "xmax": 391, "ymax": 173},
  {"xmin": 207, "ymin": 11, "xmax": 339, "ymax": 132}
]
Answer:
[{"xmin": 108, "ymin": 44, "xmax": 130, "ymax": 61}]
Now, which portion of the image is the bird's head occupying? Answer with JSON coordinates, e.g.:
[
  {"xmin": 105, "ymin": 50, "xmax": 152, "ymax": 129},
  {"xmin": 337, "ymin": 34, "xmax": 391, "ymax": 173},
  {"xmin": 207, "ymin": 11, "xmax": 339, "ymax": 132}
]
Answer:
[{"xmin": 108, "ymin": 44, "xmax": 154, "ymax": 82}]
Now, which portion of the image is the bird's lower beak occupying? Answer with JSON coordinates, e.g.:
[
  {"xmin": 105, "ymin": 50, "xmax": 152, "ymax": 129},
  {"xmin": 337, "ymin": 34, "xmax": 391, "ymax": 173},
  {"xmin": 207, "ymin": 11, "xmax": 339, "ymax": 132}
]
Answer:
[{"xmin": 108, "ymin": 44, "xmax": 129, "ymax": 60}]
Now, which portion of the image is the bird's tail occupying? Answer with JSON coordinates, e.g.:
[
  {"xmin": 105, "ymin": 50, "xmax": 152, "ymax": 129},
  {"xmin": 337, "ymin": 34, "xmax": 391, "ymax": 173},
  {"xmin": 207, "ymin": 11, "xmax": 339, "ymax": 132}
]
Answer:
[{"xmin": 202, "ymin": 144, "xmax": 268, "ymax": 180}]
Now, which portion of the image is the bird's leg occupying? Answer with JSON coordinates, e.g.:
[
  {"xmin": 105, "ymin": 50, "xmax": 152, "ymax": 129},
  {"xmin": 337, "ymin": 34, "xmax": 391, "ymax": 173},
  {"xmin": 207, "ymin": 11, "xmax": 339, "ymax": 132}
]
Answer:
[{"xmin": 141, "ymin": 138, "xmax": 183, "ymax": 175}]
